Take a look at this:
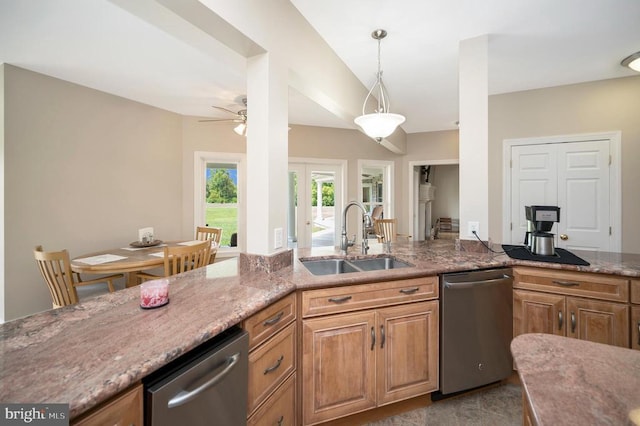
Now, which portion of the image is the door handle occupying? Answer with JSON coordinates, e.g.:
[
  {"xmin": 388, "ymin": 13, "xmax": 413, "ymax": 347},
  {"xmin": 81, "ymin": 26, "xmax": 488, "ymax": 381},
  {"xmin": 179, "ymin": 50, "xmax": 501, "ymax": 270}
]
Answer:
[
  {"xmin": 560, "ymin": 234, "xmax": 568, "ymax": 240},
  {"xmin": 167, "ymin": 352, "xmax": 240, "ymax": 409},
  {"xmin": 558, "ymin": 310, "xmax": 563, "ymax": 331},
  {"xmin": 571, "ymin": 312, "xmax": 576, "ymax": 334},
  {"xmin": 371, "ymin": 326, "xmax": 376, "ymax": 351},
  {"xmin": 380, "ymin": 325, "xmax": 386, "ymax": 349},
  {"xmin": 637, "ymin": 321, "xmax": 640, "ymax": 346}
]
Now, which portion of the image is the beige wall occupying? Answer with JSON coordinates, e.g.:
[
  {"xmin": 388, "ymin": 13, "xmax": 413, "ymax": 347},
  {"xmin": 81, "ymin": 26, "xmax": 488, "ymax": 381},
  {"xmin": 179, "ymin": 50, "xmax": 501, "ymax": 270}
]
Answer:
[
  {"xmin": 430, "ymin": 165, "xmax": 460, "ymax": 226},
  {"xmin": 489, "ymin": 75, "xmax": 640, "ymax": 253},
  {"xmin": 4, "ymin": 65, "xmax": 183, "ymax": 320}
]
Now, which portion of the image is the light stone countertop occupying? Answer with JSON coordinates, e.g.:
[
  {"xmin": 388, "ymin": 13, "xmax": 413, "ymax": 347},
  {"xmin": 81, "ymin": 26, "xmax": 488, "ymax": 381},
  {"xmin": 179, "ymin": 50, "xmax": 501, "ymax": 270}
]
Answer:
[
  {"xmin": 1, "ymin": 240, "xmax": 639, "ymax": 419},
  {"xmin": 512, "ymin": 333, "xmax": 640, "ymax": 425}
]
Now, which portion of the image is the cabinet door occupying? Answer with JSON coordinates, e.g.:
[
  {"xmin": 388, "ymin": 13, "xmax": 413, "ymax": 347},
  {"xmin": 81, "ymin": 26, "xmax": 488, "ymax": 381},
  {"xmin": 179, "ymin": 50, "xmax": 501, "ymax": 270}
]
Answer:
[
  {"xmin": 302, "ymin": 311, "xmax": 376, "ymax": 425},
  {"xmin": 72, "ymin": 384, "xmax": 142, "ymax": 426},
  {"xmin": 514, "ymin": 290, "xmax": 565, "ymax": 337},
  {"xmin": 376, "ymin": 301, "xmax": 439, "ymax": 406},
  {"xmin": 566, "ymin": 297, "xmax": 629, "ymax": 347},
  {"xmin": 632, "ymin": 307, "xmax": 640, "ymax": 351}
]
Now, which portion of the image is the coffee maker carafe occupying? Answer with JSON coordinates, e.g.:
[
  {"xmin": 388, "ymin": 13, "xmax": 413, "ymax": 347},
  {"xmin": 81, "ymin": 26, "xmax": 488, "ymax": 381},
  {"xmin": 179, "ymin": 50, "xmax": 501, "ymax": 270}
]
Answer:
[{"xmin": 524, "ymin": 205, "xmax": 560, "ymax": 256}]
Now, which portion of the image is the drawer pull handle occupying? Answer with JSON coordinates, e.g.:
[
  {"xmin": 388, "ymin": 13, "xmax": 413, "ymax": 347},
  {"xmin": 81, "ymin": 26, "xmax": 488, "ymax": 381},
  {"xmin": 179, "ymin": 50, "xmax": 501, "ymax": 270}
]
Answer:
[
  {"xmin": 380, "ymin": 325, "xmax": 386, "ymax": 349},
  {"xmin": 552, "ymin": 280, "xmax": 580, "ymax": 287},
  {"xmin": 263, "ymin": 311, "xmax": 284, "ymax": 326},
  {"xmin": 558, "ymin": 310, "xmax": 563, "ymax": 331},
  {"xmin": 571, "ymin": 312, "xmax": 576, "ymax": 334},
  {"xmin": 637, "ymin": 321, "xmax": 640, "ymax": 346},
  {"xmin": 399, "ymin": 287, "xmax": 419, "ymax": 294},
  {"xmin": 371, "ymin": 326, "xmax": 376, "ymax": 351},
  {"xmin": 328, "ymin": 295, "xmax": 352, "ymax": 304},
  {"xmin": 277, "ymin": 416, "xmax": 284, "ymax": 426},
  {"xmin": 264, "ymin": 355, "xmax": 284, "ymax": 375}
]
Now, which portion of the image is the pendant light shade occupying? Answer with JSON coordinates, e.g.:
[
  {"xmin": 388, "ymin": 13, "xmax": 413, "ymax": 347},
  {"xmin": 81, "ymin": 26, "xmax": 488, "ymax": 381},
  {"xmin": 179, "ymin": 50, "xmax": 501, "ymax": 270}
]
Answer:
[
  {"xmin": 354, "ymin": 29, "xmax": 405, "ymax": 142},
  {"xmin": 234, "ymin": 122, "xmax": 247, "ymax": 136},
  {"xmin": 354, "ymin": 112, "xmax": 405, "ymax": 140}
]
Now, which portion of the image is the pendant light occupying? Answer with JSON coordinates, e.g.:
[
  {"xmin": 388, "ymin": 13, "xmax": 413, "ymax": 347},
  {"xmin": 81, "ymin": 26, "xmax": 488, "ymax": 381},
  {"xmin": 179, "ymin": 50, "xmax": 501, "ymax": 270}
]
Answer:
[{"xmin": 354, "ymin": 29, "xmax": 406, "ymax": 142}]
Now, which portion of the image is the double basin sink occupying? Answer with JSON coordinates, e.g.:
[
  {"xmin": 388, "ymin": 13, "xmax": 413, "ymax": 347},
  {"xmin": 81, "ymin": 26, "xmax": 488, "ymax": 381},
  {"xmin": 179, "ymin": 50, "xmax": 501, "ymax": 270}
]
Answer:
[{"xmin": 300, "ymin": 255, "xmax": 413, "ymax": 276}]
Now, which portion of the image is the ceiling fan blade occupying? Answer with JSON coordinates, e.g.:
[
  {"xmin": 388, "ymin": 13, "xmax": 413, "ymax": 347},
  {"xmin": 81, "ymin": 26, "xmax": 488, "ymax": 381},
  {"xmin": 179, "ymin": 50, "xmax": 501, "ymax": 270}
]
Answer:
[
  {"xmin": 199, "ymin": 118, "xmax": 244, "ymax": 123},
  {"xmin": 211, "ymin": 105, "xmax": 240, "ymax": 115}
]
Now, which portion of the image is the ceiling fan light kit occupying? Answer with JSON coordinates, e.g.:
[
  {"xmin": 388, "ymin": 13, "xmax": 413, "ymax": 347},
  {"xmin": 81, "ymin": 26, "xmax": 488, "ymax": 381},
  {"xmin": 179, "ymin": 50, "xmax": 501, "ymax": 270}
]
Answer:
[
  {"xmin": 621, "ymin": 51, "xmax": 640, "ymax": 72},
  {"xmin": 354, "ymin": 29, "xmax": 406, "ymax": 142}
]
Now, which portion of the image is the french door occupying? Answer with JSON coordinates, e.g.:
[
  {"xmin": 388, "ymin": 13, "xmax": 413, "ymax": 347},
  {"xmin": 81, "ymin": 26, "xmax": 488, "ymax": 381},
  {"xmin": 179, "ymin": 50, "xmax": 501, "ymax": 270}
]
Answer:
[
  {"xmin": 288, "ymin": 162, "xmax": 344, "ymax": 248},
  {"xmin": 508, "ymin": 138, "xmax": 616, "ymax": 251}
]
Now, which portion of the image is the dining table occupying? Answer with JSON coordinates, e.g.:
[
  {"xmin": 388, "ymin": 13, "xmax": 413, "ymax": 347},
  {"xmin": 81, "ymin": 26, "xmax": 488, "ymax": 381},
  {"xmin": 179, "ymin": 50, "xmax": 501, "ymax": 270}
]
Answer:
[{"xmin": 71, "ymin": 240, "xmax": 196, "ymax": 287}]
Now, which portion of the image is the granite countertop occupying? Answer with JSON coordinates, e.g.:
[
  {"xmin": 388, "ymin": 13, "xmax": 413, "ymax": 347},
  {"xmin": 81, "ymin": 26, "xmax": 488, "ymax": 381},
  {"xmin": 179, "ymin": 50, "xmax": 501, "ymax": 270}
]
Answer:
[
  {"xmin": 512, "ymin": 334, "xmax": 640, "ymax": 425},
  {"xmin": 1, "ymin": 239, "xmax": 639, "ymax": 418}
]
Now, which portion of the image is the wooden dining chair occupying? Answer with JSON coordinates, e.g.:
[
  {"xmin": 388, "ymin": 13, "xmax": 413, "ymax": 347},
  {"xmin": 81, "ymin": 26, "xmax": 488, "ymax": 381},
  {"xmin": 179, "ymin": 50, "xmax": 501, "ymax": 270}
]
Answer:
[
  {"xmin": 195, "ymin": 226, "xmax": 223, "ymax": 264},
  {"xmin": 374, "ymin": 219, "xmax": 412, "ymax": 243},
  {"xmin": 137, "ymin": 240, "xmax": 212, "ymax": 282},
  {"xmin": 33, "ymin": 246, "xmax": 123, "ymax": 309}
]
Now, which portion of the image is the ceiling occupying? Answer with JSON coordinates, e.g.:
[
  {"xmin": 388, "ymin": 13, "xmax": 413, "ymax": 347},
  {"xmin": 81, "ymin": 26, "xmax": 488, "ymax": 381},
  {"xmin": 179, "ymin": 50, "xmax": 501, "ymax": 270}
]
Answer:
[{"xmin": 1, "ymin": 0, "xmax": 639, "ymax": 134}]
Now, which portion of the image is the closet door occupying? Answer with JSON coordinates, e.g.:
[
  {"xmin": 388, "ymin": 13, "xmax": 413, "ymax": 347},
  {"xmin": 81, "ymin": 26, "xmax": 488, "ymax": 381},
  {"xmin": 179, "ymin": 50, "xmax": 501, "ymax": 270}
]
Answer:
[
  {"xmin": 509, "ymin": 144, "xmax": 558, "ymax": 245},
  {"xmin": 556, "ymin": 140, "xmax": 610, "ymax": 251}
]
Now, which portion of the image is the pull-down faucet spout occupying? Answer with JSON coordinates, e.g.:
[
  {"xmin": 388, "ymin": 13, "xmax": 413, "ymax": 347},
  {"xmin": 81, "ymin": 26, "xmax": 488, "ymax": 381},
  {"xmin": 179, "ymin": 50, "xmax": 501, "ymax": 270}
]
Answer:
[{"xmin": 340, "ymin": 201, "xmax": 373, "ymax": 255}]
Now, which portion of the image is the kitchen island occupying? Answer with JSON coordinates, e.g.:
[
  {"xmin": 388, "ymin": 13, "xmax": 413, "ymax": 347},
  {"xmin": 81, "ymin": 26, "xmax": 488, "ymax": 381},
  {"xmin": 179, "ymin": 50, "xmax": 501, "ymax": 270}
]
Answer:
[
  {"xmin": 1, "ymin": 239, "xmax": 639, "ymax": 420},
  {"xmin": 512, "ymin": 333, "xmax": 640, "ymax": 425}
]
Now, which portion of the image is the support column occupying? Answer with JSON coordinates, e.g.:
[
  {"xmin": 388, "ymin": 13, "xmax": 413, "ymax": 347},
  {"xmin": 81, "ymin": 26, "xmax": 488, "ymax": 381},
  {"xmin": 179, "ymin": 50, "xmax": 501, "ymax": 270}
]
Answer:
[
  {"xmin": 245, "ymin": 52, "xmax": 288, "ymax": 255},
  {"xmin": 459, "ymin": 35, "xmax": 489, "ymax": 241}
]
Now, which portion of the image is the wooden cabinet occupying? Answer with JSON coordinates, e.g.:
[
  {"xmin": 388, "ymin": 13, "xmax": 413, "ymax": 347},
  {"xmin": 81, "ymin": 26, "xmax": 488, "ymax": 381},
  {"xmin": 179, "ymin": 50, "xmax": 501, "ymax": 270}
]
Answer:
[
  {"xmin": 513, "ymin": 267, "xmax": 629, "ymax": 348},
  {"xmin": 72, "ymin": 384, "xmax": 142, "ymax": 426},
  {"xmin": 243, "ymin": 293, "xmax": 297, "ymax": 423},
  {"xmin": 631, "ymin": 280, "xmax": 640, "ymax": 351},
  {"xmin": 301, "ymin": 277, "xmax": 439, "ymax": 425}
]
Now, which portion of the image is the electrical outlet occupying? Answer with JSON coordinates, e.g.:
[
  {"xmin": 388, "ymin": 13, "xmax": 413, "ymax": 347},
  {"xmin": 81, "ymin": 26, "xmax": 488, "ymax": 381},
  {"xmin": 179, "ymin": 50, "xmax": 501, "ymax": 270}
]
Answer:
[
  {"xmin": 274, "ymin": 228, "xmax": 283, "ymax": 249},
  {"xmin": 468, "ymin": 221, "xmax": 480, "ymax": 237}
]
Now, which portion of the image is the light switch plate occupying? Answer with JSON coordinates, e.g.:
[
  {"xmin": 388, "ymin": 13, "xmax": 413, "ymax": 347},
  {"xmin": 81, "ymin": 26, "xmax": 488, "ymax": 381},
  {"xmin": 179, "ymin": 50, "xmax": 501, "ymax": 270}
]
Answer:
[{"xmin": 274, "ymin": 227, "xmax": 283, "ymax": 249}]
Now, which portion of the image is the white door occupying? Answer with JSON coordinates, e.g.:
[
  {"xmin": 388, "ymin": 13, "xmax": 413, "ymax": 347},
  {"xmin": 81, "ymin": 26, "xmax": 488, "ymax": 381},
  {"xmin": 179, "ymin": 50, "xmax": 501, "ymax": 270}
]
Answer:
[
  {"xmin": 557, "ymin": 140, "xmax": 610, "ymax": 251},
  {"xmin": 510, "ymin": 144, "xmax": 558, "ymax": 245},
  {"xmin": 510, "ymin": 140, "xmax": 611, "ymax": 251},
  {"xmin": 288, "ymin": 162, "xmax": 343, "ymax": 249}
]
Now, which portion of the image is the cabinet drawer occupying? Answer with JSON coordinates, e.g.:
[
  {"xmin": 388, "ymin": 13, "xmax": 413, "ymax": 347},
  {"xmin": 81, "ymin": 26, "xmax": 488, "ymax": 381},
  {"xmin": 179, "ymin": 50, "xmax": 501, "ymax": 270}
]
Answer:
[
  {"xmin": 248, "ymin": 322, "xmax": 296, "ymax": 415},
  {"xmin": 513, "ymin": 267, "xmax": 629, "ymax": 303},
  {"xmin": 244, "ymin": 293, "xmax": 296, "ymax": 350},
  {"xmin": 301, "ymin": 276, "xmax": 438, "ymax": 318},
  {"xmin": 248, "ymin": 373, "xmax": 296, "ymax": 426},
  {"xmin": 631, "ymin": 280, "xmax": 640, "ymax": 305}
]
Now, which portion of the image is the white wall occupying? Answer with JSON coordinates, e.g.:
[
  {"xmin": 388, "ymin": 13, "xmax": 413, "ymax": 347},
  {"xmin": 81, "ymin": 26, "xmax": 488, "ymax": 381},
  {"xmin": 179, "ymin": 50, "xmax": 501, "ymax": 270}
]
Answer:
[
  {"xmin": 3, "ymin": 65, "xmax": 183, "ymax": 320},
  {"xmin": 0, "ymin": 63, "xmax": 5, "ymax": 322},
  {"xmin": 489, "ymin": 75, "xmax": 640, "ymax": 253}
]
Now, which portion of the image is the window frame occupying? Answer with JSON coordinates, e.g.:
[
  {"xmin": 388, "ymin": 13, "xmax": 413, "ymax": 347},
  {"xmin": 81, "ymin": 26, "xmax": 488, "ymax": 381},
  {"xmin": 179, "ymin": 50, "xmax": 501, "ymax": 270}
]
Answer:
[{"xmin": 194, "ymin": 151, "xmax": 245, "ymax": 256}]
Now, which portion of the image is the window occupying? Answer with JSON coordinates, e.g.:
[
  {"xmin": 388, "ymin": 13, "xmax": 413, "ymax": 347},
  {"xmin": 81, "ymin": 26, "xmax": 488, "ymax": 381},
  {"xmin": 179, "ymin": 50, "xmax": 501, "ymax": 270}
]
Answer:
[{"xmin": 194, "ymin": 152, "xmax": 244, "ymax": 251}]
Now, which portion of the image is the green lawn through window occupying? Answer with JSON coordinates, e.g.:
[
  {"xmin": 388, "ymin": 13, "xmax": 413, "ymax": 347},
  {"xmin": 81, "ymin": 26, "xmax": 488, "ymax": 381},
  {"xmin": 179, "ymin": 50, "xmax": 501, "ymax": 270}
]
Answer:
[{"xmin": 205, "ymin": 206, "xmax": 237, "ymax": 247}]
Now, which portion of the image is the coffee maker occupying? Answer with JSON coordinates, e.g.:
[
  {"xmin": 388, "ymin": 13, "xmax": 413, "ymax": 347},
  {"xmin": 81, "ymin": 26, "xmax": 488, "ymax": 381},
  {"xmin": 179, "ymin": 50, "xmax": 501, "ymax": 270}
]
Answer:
[{"xmin": 524, "ymin": 205, "xmax": 561, "ymax": 256}]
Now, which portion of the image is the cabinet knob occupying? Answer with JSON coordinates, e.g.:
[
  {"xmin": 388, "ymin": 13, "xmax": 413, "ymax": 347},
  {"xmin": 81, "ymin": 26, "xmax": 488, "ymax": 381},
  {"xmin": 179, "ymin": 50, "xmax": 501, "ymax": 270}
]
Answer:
[{"xmin": 560, "ymin": 234, "xmax": 568, "ymax": 240}]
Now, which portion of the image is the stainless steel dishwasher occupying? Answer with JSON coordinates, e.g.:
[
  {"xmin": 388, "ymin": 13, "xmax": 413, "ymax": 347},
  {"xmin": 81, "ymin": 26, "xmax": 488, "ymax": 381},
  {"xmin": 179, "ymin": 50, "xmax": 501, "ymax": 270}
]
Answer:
[
  {"xmin": 439, "ymin": 268, "xmax": 513, "ymax": 395},
  {"xmin": 144, "ymin": 326, "xmax": 248, "ymax": 426}
]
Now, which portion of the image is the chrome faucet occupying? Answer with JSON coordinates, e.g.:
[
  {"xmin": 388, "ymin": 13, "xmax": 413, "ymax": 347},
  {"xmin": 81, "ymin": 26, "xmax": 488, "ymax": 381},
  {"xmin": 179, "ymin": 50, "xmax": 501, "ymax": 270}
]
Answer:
[{"xmin": 340, "ymin": 201, "xmax": 373, "ymax": 255}]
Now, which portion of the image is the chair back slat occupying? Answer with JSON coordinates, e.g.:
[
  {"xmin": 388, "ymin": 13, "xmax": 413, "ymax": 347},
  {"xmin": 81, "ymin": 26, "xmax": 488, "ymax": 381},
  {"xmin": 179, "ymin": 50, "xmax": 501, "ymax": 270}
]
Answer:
[
  {"xmin": 195, "ymin": 226, "xmax": 222, "ymax": 263},
  {"xmin": 163, "ymin": 240, "xmax": 212, "ymax": 277},
  {"xmin": 374, "ymin": 218, "xmax": 398, "ymax": 243},
  {"xmin": 34, "ymin": 246, "xmax": 78, "ymax": 308}
]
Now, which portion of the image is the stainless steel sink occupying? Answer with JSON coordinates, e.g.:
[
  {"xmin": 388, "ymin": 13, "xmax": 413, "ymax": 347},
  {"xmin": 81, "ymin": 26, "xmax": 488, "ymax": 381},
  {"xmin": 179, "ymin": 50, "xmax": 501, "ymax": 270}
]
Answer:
[
  {"xmin": 300, "ymin": 256, "xmax": 413, "ymax": 276},
  {"xmin": 348, "ymin": 257, "xmax": 412, "ymax": 271}
]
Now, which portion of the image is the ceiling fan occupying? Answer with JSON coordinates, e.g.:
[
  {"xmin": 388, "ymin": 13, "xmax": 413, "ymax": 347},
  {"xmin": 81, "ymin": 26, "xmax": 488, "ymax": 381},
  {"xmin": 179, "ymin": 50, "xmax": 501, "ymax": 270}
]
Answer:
[{"xmin": 199, "ymin": 97, "xmax": 248, "ymax": 136}]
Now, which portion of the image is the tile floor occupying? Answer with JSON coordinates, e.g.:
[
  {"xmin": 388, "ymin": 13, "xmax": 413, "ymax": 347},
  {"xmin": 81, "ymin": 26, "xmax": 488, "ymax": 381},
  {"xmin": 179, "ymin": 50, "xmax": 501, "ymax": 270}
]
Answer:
[{"xmin": 365, "ymin": 384, "xmax": 522, "ymax": 426}]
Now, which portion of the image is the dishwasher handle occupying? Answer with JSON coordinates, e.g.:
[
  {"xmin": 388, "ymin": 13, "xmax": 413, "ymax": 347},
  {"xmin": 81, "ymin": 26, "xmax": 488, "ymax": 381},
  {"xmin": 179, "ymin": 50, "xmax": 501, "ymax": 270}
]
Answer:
[
  {"xmin": 167, "ymin": 352, "xmax": 240, "ymax": 409},
  {"xmin": 443, "ymin": 275, "xmax": 511, "ymax": 289}
]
